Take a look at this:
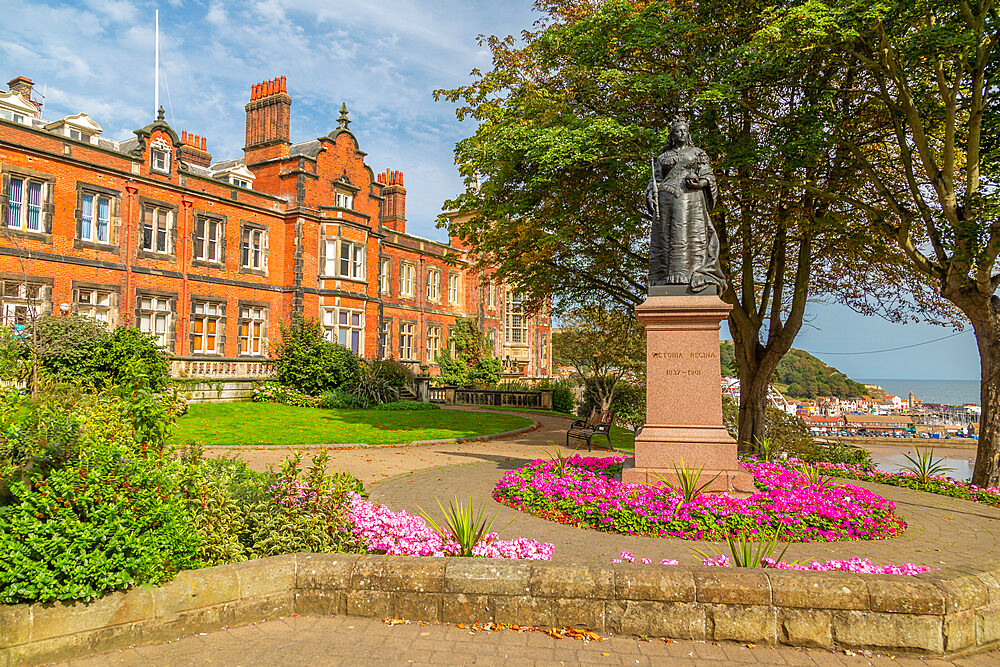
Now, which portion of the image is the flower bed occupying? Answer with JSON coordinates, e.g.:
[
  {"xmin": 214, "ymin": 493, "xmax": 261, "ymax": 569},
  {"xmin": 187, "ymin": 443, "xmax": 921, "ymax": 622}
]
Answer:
[
  {"xmin": 346, "ymin": 494, "xmax": 554, "ymax": 559},
  {"xmin": 494, "ymin": 456, "xmax": 904, "ymax": 542},
  {"xmin": 799, "ymin": 459, "xmax": 1000, "ymax": 507}
]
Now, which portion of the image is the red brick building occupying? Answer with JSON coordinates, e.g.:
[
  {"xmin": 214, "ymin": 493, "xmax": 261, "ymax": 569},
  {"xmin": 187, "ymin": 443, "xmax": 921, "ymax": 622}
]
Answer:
[{"xmin": 0, "ymin": 75, "xmax": 551, "ymax": 378}]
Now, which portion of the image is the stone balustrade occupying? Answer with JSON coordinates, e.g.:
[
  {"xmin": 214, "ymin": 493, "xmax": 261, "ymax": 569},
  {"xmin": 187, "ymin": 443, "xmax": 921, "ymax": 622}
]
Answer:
[{"xmin": 3, "ymin": 554, "xmax": 1000, "ymax": 664}]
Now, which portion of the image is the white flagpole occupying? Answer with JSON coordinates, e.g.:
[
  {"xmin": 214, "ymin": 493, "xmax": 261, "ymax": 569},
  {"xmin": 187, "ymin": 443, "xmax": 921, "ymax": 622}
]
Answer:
[{"xmin": 154, "ymin": 9, "xmax": 159, "ymax": 117}]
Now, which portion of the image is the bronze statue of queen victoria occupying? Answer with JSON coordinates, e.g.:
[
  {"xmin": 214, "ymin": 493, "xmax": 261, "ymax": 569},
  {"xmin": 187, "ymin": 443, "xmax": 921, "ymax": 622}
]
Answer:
[{"xmin": 646, "ymin": 119, "xmax": 726, "ymax": 294}]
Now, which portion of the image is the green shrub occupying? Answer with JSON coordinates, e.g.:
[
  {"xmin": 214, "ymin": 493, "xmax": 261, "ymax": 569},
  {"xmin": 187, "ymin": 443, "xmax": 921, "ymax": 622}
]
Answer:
[
  {"xmin": 0, "ymin": 441, "xmax": 199, "ymax": 603},
  {"xmin": 0, "ymin": 326, "xmax": 23, "ymax": 382},
  {"xmin": 28, "ymin": 315, "xmax": 106, "ymax": 384},
  {"xmin": 370, "ymin": 357, "xmax": 415, "ymax": 393},
  {"xmin": 246, "ymin": 451, "xmax": 363, "ymax": 558},
  {"xmin": 534, "ymin": 379, "xmax": 576, "ymax": 414},
  {"xmin": 552, "ymin": 382, "xmax": 576, "ymax": 414},
  {"xmin": 26, "ymin": 318, "xmax": 169, "ymax": 391},
  {"xmin": 373, "ymin": 401, "xmax": 440, "ymax": 411},
  {"xmin": 1, "ymin": 384, "xmax": 181, "ymax": 491},
  {"xmin": 273, "ymin": 315, "xmax": 359, "ymax": 394},
  {"xmin": 435, "ymin": 350, "xmax": 469, "ymax": 386},
  {"xmin": 182, "ymin": 452, "xmax": 274, "ymax": 566},
  {"xmin": 251, "ymin": 382, "xmax": 319, "ymax": 407},
  {"xmin": 469, "ymin": 357, "xmax": 503, "ymax": 387},
  {"xmin": 319, "ymin": 389, "xmax": 365, "ymax": 409},
  {"xmin": 351, "ymin": 360, "xmax": 401, "ymax": 407},
  {"xmin": 91, "ymin": 327, "xmax": 170, "ymax": 391},
  {"xmin": 333, "ymin": 469, "xmax": 365, "ymax": 495}
]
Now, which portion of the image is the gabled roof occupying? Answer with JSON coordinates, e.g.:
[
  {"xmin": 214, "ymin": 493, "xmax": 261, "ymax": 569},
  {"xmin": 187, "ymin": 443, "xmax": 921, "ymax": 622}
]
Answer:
[
  {"xmin": 43, "ymin": 112, "xmax": 102, "ymax": 135},
  {"xmin": 0, "ymin": 90, "xmax": 36, "ymax": 116}
]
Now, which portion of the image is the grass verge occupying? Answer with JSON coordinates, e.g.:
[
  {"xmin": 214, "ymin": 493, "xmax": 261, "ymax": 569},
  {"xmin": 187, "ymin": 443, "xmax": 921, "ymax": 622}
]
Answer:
[{"xmin": 173, "ymin": 402, "xmax": 533, "ymax": 447}]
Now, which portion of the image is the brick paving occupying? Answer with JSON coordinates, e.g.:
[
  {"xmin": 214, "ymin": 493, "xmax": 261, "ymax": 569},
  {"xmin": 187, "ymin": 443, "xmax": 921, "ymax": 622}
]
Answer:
[
  {"xmin": 61, "ymin": 614, "xmax": 997, "ymax": 666},
  {"xmin": 64, "ymin": 409, "xmax": 1000, "ymax": 664}
]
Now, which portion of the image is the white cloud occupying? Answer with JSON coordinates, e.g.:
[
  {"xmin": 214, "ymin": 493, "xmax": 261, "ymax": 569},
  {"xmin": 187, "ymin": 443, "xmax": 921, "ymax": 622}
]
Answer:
[
  {"xmin": 83, "ymin": 0, "xmax": 138, "ymax": 24},
  {"xmin": 206, "ymin": 2, "xmax": 227, "ymax": 27}
]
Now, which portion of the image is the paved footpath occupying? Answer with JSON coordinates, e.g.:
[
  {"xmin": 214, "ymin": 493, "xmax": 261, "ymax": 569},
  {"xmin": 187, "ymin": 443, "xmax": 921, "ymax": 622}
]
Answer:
[
  {"xmin": 62, "ymin": 614, "xmax": 996, "ymax": 666},
  {"xmin": 72, "ymin": 409, "xmax": 1000, "ymax": 665}
]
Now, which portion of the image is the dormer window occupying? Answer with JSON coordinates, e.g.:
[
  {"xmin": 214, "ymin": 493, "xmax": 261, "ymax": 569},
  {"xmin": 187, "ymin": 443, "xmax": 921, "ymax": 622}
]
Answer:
[
  {"xmin": 151, "ymin": 148, "xmax": 170, "ymax": 173},
  {"xmin": 335, "ymin": 191, "xmax": 353, "ymax": 209},
  {"xmin": 0, "ymin": 109, "xmax": 26, "ymax": 125},
  {"xmin": 0, "ymin": 91, "xmax": 36, "ymax": 126},
  {"xmin": 44, "ymin": 113, "xmax": 102, "ymax": 145},
  {"xmin": 214, "ymin": 164, "xmax": 256, "ymax": 190}
]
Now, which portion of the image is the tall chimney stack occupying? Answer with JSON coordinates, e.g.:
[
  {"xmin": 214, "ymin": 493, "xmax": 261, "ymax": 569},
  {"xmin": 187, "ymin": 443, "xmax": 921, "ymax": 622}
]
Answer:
[
  {"xmin": 7, "ymin": 76, "xmax": 40, "ymax": 116},
  {"xmin": 178, "ymin": 130, "xmax": 212, "ymax": 168},
  {"xmin": 377, "ymin": 168, "xmax": 407, "ymax": 233},
  {"xmin": 244, "ymin": 75, "xmax": 291, "ymax": 162}
]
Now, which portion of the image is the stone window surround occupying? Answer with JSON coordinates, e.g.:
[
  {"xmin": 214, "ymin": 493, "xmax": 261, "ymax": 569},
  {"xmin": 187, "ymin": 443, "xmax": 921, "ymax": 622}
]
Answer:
[
  {"xmin": 136, "ymin": 196, "xmax": 178, "ymax": 262},
  {"xmin": 236, "ymin": 299, "xmax": 269, "ymax": 358},
  {"xmin": 398, "ymin": 319, "xmax": 416, "ymax": 361},
  {"xmin": 379, "ymin": 316, "xmax": 392, "ymax": 359},
  {"xmin": 238, "ymin": 221, "xmax": 269, "ymax": 277},
  {"xmin": 134, "ymin": 288, "xmax": 178, "ymax": 353},
  {"xmin": 322, "ymin": 236, "xmax": 366, "ymax": 282},
  {"xmin": 399, "ymin": 261, "xmax": 416, "ymax": 300},
  {"xmin": 447, "ymin": 272, "xmax": 461, "ymax": 305},
  {"xmin": 188, "ymin": 295, "xmax": 227, "ymax": 357},
  {"xmin": 426, "ymin": 268, "xmax": 442, "ymax": 304},
  {"xmin": 73, "ymin": 181, "xmax": 121, "ymax": 253},
  {"xmin": 0, "ymin": 163, "xmax": 55, "ymax": 244},
  {"xmin": 0, "ymin": 270, "xmax": 53, "ymax": 325},
  {"xmin": 190, "ymin": 210, "xmax": 227, "ymax": 269},
  {"xmin": 71, "ymin": 280, "xmax": 120, "ymax": 325},
  {"xmin": 379, "ymin": 255, "xmax": 391, "ymax": 296}
]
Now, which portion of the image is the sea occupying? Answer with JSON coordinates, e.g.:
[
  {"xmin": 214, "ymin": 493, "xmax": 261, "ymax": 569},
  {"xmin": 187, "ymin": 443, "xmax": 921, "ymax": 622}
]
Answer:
[{"xmin": 858, "ymin": 379, "xmax": 981, "ymax": 406}]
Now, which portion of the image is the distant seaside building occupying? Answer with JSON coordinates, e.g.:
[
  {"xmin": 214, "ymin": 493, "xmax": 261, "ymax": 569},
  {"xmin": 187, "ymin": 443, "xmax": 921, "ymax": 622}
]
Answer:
[{"xmin": 0, "ymin": 75, "xmax": 551, "ymax": 377}]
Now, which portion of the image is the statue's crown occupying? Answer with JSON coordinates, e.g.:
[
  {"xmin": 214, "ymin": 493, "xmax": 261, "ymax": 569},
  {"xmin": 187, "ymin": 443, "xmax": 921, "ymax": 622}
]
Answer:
[{"xmin": 669, "ymin": 116, "xmax": 689, "ymax": 131}]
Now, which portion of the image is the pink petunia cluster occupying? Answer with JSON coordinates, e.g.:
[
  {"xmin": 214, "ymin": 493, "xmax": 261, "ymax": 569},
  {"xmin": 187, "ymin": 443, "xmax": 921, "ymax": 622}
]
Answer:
[
  {"xmin": 700, "ymin": 553, "xmax": 931, "ymax": 575},
  {"xmin": 612, "ymin": 550, "xmax": 928, "ymax": 574},
  {"xmin": 791, "ymin": 458, "xmax": 1000, "ymax": 505},
  {"xmin": 611, "ymin": 551, "xmax": 678, "ymax": 565},
  {"xmin": 495, "ymin": 456, "xmax": 905, "ymax": 542},
  {"xmin": 345, "ymin": 493, "xmax": 554, "ymax": 560}
]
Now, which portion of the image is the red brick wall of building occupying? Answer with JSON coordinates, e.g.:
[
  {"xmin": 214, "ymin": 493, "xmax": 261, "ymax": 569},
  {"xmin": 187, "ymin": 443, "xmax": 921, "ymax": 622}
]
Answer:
[{"xmin": 0, "ymin": 75, "xmax": 551, "ymax": 377}]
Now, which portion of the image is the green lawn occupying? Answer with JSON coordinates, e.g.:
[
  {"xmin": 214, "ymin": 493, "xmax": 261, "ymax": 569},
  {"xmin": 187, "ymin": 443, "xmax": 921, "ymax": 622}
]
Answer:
[
  {"xmin": 173, "ymin": 402, "xmax": 534, "ymax": 447},
  {"xmin": 479, "ymin": 406, "xmax": 637, "ymax": 451}
]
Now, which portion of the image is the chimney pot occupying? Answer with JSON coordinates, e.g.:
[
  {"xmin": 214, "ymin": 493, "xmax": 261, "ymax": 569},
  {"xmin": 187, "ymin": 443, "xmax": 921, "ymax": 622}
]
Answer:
[
  {"xmin": 182, "ymin": 130, "xmax": 187, "ymax": 142},
  {"xmin": 201, "ymin": 137, "xmax": 206, "ymax": 150}
]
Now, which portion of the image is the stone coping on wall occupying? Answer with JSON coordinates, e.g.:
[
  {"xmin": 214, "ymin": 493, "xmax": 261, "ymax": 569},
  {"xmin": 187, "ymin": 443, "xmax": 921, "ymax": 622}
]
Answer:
[{"xmin": 3, "ymin": 553, "xmax": 1000, "ymax": 665}]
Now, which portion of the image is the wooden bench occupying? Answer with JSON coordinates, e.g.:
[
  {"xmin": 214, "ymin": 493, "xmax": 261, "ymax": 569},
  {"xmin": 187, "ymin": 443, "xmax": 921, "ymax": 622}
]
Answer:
[{"xmin": 566, "ymin": 408, "xmax": 615, "ymax": 451}]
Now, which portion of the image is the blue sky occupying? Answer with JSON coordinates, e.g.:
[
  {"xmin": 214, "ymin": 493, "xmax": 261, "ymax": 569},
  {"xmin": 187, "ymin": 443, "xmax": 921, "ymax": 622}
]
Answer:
[{"xmin": 2, "ymin": 0, "xmax": 980, "ymax": 381}]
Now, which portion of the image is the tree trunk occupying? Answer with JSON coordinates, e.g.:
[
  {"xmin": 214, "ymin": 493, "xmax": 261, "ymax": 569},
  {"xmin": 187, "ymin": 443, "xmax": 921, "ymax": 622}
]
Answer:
[
  {"xmin": 729, "ymin": 314, "xmax": 788, "ymax": 455},
  {"xmin": 736, "ymin": 365, "xmax": 771, "ymax": 454},
  {"xmin": 968, "ymin": 296, "xmax": 1000, "ymax": 488}
]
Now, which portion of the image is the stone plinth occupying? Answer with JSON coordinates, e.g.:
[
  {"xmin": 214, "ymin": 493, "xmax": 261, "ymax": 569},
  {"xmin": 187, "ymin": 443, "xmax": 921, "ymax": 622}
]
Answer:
[{"xmin": 620, "ymin": 294, "xmax": 754, "ymax": 493}]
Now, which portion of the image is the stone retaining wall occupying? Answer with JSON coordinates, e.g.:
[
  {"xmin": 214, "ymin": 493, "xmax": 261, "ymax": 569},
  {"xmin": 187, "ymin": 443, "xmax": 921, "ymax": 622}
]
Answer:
[
  {"xmin": 3, "ymin": 554, "xmax": 1000, "ymax": 665},
  {"xmin": 175, "ymin": 379, "xmax": 259, "ymax": 403}
]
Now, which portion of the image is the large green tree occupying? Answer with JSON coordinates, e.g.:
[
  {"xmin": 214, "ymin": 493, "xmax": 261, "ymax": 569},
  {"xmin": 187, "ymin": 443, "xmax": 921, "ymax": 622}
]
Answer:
[
  {"xmin": 437, "ymin": 0, "xmax": 922, "ymax": 451},
  {"xmin": 737, "ymin": 0, "xmax": 998, "ymax": 484}
]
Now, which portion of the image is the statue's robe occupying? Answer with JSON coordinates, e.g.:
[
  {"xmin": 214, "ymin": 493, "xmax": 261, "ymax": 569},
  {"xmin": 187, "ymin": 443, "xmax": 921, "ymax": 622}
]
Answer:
[{"xmin": 646, "ymin": 146, "xmax": 726, "ymax": 292}]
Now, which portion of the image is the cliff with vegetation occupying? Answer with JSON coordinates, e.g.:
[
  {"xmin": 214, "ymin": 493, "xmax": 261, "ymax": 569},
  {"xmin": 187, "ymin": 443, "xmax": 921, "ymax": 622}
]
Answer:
[{"xmin": 720, "ymin": 343, "xmax": 868, "ymax": 399}]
